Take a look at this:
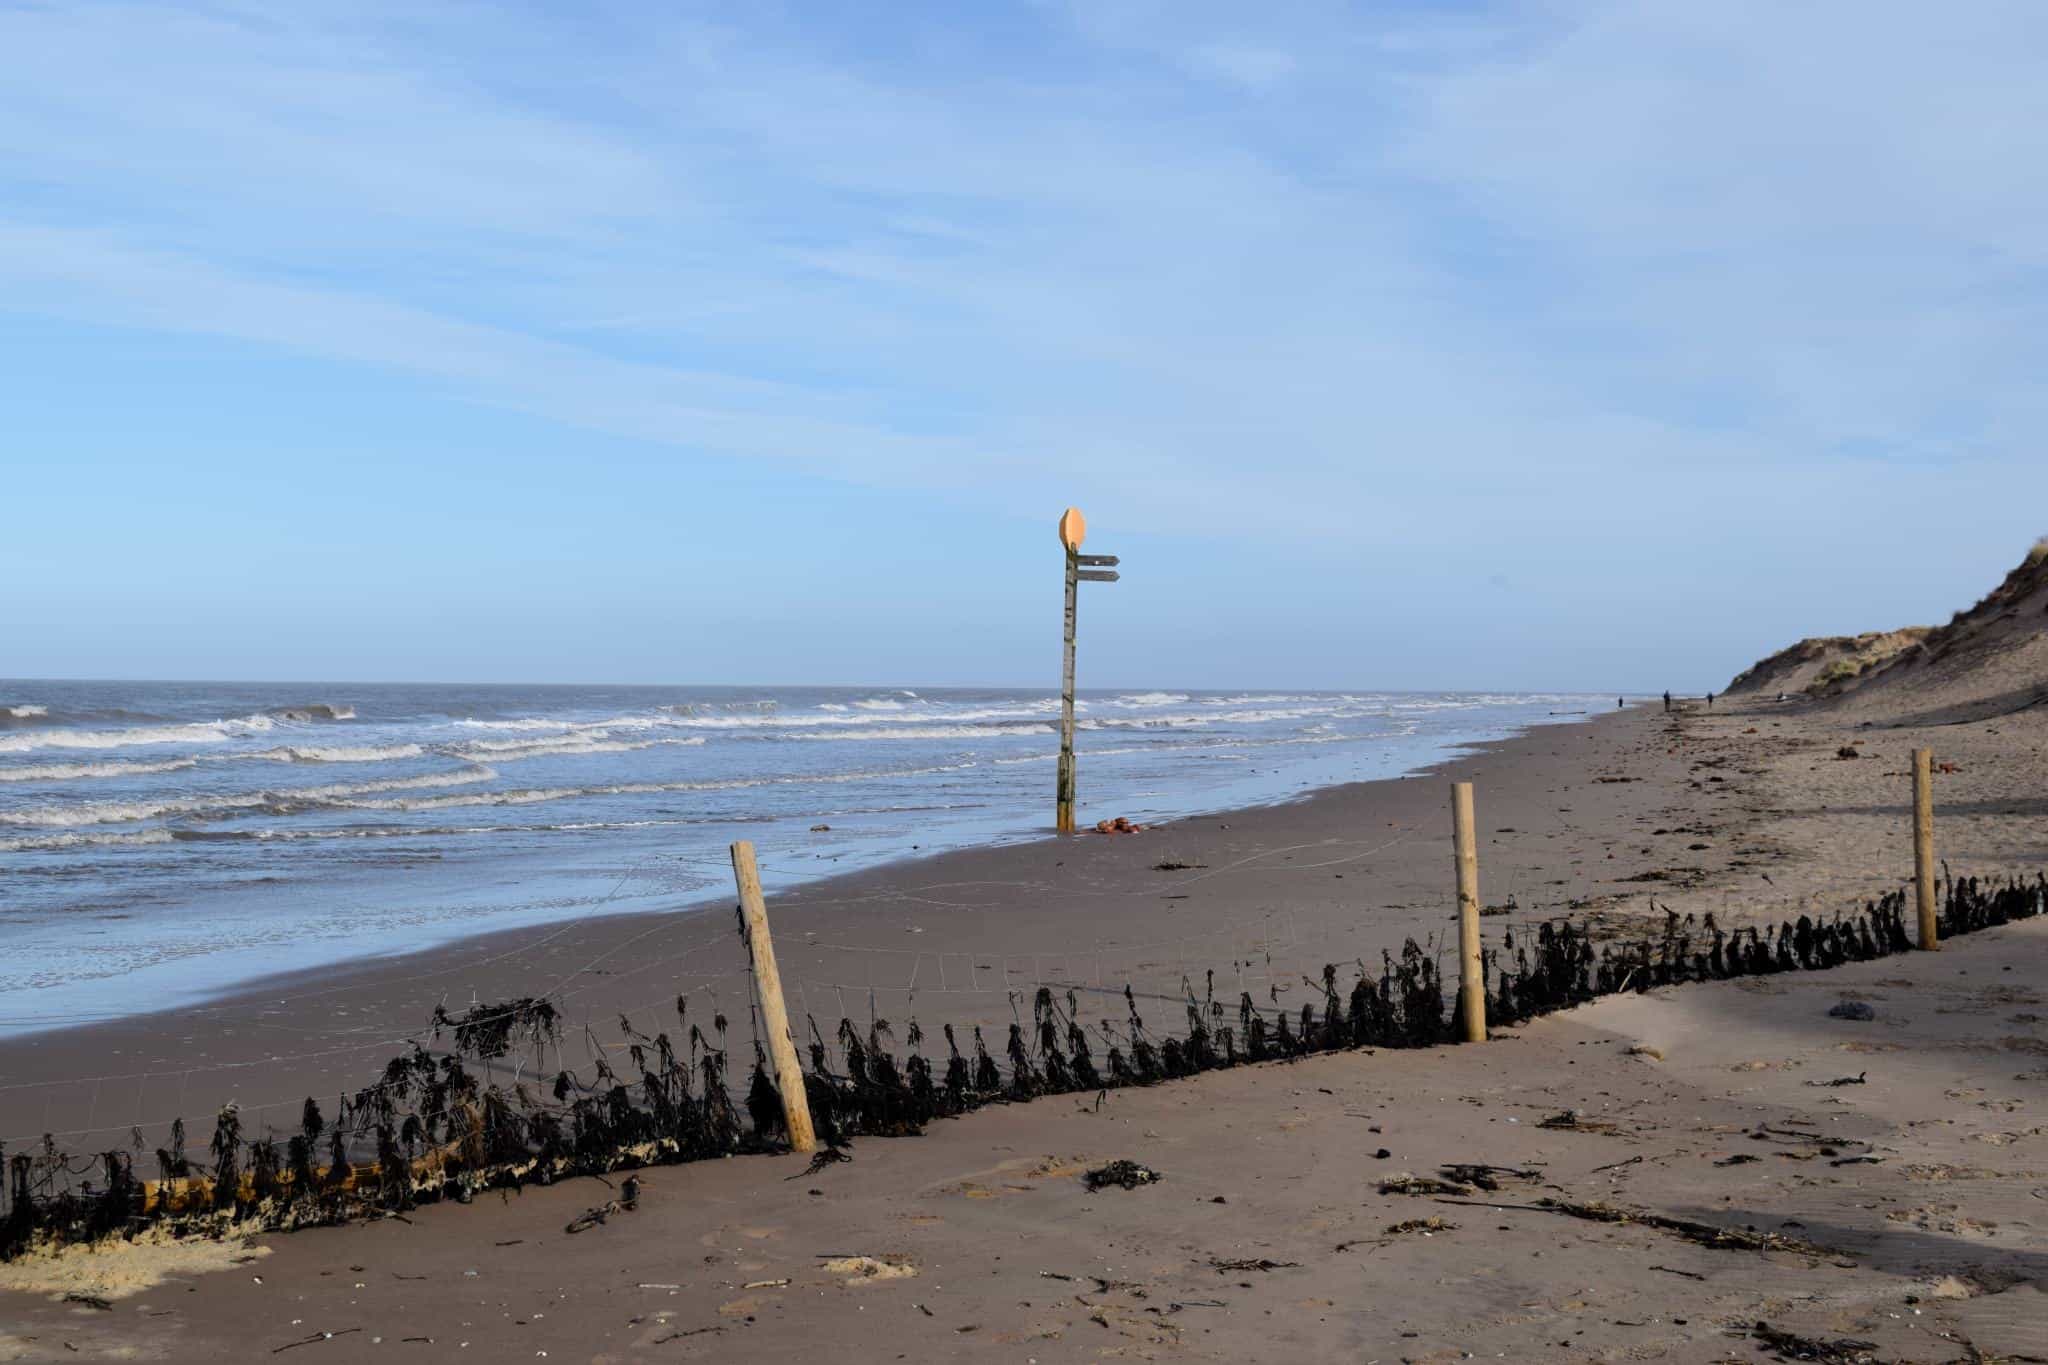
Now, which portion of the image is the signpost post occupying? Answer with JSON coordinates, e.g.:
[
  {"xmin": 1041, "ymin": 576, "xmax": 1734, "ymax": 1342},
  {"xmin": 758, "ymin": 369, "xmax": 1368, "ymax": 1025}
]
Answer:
[{"xmin": 1055, "ymin": 507, "xmax": 1119, "ymax": 833}]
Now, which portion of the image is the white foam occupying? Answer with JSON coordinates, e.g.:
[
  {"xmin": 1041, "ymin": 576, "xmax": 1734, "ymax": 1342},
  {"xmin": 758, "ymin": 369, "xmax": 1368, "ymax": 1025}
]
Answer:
[
  {"xmin": 0, "ymin": 828, "xmax": 176, "ymax": 852},
  {"xmin": 0, "ymin": 756, "xmax": 203, "ymax": 782},
  {"xmin": 452, "ymin": 734, "xmax": 706, "ymax": 761},
  {"xmin": 2, "ymin": 704, "xmax": 49, "ymax": 719},
  {"xmin": 332, "ymin": 762, "xmax": 976, "ymax": 816},
  {"xmin": 0, "ymin": 766, "xmax": 496, "ymax": 828},
  {"xmin": 791, "ymin": 724, "xmax": 1053, "ymax": 742},
  {"xmin": 266, "ymin": 743, "xmax": 424, "ymax": 764},
  {"xmin": 0, "ymin": 714, "xmax": 276, "ymax": 754},
  {"xmin": 1112, "ymin": 692, "xmax": 1189, "ymax": 707}
]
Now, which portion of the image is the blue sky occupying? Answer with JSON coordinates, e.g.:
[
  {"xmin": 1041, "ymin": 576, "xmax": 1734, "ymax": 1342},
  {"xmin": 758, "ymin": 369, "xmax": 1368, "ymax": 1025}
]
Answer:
[{"xmin": 4, "ymin": 1, "xmax": 2044, "ymax": 690}]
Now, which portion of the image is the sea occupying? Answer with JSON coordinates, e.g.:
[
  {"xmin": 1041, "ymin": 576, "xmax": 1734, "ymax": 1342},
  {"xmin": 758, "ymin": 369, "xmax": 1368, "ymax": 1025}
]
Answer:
[{"xmin": 0, "ymin": 682, "xmax": 1605, "ymax": 1035}]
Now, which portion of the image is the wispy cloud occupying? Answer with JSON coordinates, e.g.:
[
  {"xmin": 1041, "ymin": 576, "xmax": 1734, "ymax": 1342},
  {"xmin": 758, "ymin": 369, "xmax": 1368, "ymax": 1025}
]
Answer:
[{"xmin": 2, "ymin": 0, "xmax": 2043, "ymax": 554}]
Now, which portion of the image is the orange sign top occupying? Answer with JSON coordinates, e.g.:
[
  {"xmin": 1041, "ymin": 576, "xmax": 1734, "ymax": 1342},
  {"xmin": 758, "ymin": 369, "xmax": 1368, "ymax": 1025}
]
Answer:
[{"xmin": 1057, "ymin": 507, "xmax": 1087, "ymax": 551}]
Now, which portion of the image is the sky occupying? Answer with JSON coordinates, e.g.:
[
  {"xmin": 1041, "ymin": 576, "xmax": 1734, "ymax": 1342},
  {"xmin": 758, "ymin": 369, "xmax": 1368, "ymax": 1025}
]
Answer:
[{"xmin": 3, "ymin": 1, "xmax": 2044, "ymax": 692}]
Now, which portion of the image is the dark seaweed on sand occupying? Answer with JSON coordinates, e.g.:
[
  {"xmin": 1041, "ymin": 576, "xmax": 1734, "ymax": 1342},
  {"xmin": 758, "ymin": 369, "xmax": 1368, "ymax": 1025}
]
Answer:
[{"xmin": 3, "ymin": 874, "xmax": 2041, "ymax": 1261}]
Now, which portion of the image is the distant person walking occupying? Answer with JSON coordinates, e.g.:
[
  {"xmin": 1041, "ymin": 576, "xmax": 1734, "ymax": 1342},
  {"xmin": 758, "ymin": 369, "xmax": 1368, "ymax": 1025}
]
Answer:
[
  {"xmin": 1662, "ymin": 690, "xmax": 1672, "ymax": 713},
  {"xmin": 1706, "ymin": 691, "xmax": 1715, "ymax": 709}
]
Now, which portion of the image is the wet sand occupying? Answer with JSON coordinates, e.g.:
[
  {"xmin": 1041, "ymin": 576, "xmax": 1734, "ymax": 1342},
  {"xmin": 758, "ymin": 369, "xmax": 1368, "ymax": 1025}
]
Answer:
[{"xmin": 4, "ymin": 695, "xmax": 2045, "ymax": 1361}]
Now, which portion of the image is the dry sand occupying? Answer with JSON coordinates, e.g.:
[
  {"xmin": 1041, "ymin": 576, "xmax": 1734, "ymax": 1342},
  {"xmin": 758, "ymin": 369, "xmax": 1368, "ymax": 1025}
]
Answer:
[{"xmin": 2, "ymin": 692, "xmax": 2044, "ymax": 1362}]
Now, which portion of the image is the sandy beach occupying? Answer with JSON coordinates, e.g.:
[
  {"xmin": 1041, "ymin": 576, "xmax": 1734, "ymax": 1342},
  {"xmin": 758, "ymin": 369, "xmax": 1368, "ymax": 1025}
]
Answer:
[{"xmin": 4, "ymin": 666, "xmax": 2046, "ymax": 1360}]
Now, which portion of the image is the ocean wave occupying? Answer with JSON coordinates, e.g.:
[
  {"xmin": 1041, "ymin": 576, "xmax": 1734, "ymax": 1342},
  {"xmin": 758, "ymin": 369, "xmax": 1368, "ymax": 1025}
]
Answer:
[
  {"xmin": 0, "ymin": 766, "xmax": 496, "ymax": 829},
  {"xmin": 0, "ymin": 756, "xmax": 204, "ymax": 783},
  {"xmin": 332, "ymin": 762, "xmax": 977, "ymax": 816},
  {"xmin": 266, "ymin": 703, "xmax": 356, "ymax": 722},
  {"xmin": 451, "ymin": 735, "xmax": 706, "ymax": 761},
  {"xmin": 1110, "ymin": 691, "xmax": 1189, "ymax": 707},
  {"xmin": 264, "ymin": 743, "xmax": 422, "ymax": 763},
  {"xmin": 0, "ymin": 742, "xmax": 422, "ymax": 782},
  {"xmin": 790, "ymin": 724, "xmax": 1053, "ymax": 742},
  {"xmin": 0, "ymin": 828, "xmax": 176, "ymax": 853},
  {"xmin": 1, "ymin": 704, "xmax": 49, "ymax": 719},
  {"xmin": 0, "ymin": 714, "xmax": 277, "ymax": 754}
]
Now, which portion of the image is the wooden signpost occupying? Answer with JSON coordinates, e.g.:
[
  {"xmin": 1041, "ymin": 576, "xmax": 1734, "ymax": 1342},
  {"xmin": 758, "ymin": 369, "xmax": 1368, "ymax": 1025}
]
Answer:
[{"xmin": 1056, "ymin": 507, "xmax": 1120, "ymax": 833}]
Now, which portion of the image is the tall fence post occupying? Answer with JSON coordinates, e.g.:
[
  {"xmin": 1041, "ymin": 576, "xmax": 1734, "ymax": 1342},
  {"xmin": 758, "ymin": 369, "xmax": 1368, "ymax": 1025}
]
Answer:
[
  {"xmin": 1451, "ymin": 781, "xmax": 1486, "ymax": 1042},
  {"xmin": 1912, "ymin": 748, "xmax": 1938, "ymax": 950},
  {"xmin": 729, "ymin": 840, "xmax": 817, "ymax": 1153}
]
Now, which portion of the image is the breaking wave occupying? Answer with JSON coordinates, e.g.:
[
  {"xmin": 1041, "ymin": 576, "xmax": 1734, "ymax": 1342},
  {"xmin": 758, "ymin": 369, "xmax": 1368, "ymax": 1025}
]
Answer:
[
  {"xmin": 0, "ymin": 767, "xmax": 496, "ymax": 829},
  {"xmin": 0, "ymin": 828, "xmax": 177, "ymax": 853},
  {"xmin": 450, "ymin": 735, "xmax": 706, "ymax": 762},
  {"xmin": 0, "ymin": 715, "xmax": 277, "ymax": 754},
  {"xmin": 265, "ymin": 703, "xmax": 356, "ymax": 722}
]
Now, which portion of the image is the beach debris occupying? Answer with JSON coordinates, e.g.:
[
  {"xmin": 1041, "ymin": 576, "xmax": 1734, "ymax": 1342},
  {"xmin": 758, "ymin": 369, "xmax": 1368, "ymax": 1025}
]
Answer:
[
  {"xmin": 1152, "ymin": 860, "xmax": 1205, "ymax": 871},
  {"xmin": 564, "ymin": 1200, "xmax": 622, "ymax": 1234},
  {"xmin": 1205, "ymin": 1256, "xmax": 1299, "ymax": 1273},
  {"xmin": 1649, "ymin": 1264, "xmax": 1706, "ymax": 1281},
  {"xmin": 819, "ymin": 1255, "xmax": 916, "ymax": 1284},
  {"xmin": 1436, "ymin": 1163, "xmax": 1540, "ymax": 1191},
  {"xmin": 1835, "ymin": 746, "xmax": 1863, "ymax": 760},
  {"xmin": 61, "ymin": 1293, "xmax": 112, "ymax": 1310},
  {"xmin": 1804, "ymin": 1072, "xmax": 1869, "ymax": 1087},
  {"xmin": 1379, "ymin": 1173, "xmax": 1468, "ymax": 1197},
  {"xmin": 1749, "ymin": 1321, "xmax": 1882, "ymax": 1363},
  {"xmin": 1084, "ymin": 1160, "xmax": 1162, "ymax": 1192},
  {"xmin": 1714, "ymin": 1154, "xmax": 1762, "ymax": 1167},
  {"xmin": 1521, "ymin": 1199, "xmax": 1842, "ymax": 1256},
  {"xmin": 1536, "ymin": 1110, "xmax": 1623, "ymax": 1134},
  {"xmin": 1384, "ymin": 1216, "xmax": 1456, "ymax": 1236},
  {"xmin": 1093, "ymin": 817, "xmax": 1145, "ymax": 835},
  {"xmin": 1828, "ymin": 1000, "xmax": 1877, "ymax": 1021},
  {"xmin": 809, "ymin": 824, "xmax": 831, "ymax": 832},
  {"xmin": 786, "ymin": 1147, "xmax": 852, "ymax": 1180},
  {"xmin": 271, "ymin": 1328, "xmax": 363, "ymax": 1354}
]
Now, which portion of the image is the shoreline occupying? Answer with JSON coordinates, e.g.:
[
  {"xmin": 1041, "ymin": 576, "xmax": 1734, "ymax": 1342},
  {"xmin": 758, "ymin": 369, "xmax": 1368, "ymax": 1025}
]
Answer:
[
  {"xmin": 0, "ymin": 688, "xmax": 1598, "ymax": 1044},
  {"xmin": 1, "ymin": 703, "xmax": 1684, "ymax": 1146}
]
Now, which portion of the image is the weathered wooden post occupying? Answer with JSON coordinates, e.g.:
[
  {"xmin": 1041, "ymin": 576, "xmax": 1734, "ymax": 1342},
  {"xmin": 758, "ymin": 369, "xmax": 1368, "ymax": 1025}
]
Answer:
[
  {"xmin": 1912, "ymin": 748, "xmax": 1938, "ymax": 950},
  {"xmin": 1054, "ymin": 506, "xmax": 1119, "ymax": 834},
  {"xmin": 1057, "ymin": 516, "xmax": 1081, "ymax": 835},
  {"xmin": 729, "ymin": 840, "xmax": 817, "ymax": 1152},
  {"xmin": 1451, "ymin": 781, "xmax": 1486, "ymax": 1042}
]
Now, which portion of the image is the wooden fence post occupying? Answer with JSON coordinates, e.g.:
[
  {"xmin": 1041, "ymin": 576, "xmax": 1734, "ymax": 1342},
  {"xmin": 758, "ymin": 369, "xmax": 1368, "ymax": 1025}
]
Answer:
[
  {"xmin": 1451, "ymin": 782, "xmax": 1486, "ymax": 1042},
  {"xmin": 1912, "ymin": 748, "xmax": 1938, "ymax": 950},
  {"xmin": 730, "ymin": 840, "xmax": 817, "ymax": 1152}
]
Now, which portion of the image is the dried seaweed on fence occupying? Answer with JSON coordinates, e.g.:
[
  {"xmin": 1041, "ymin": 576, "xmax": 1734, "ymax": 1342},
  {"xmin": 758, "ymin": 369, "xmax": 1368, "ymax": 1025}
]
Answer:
[{"xmin": 3, "ymin": 873, "xmax": 2039, "ymax": 1263}]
